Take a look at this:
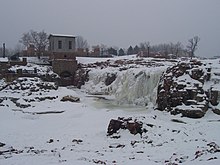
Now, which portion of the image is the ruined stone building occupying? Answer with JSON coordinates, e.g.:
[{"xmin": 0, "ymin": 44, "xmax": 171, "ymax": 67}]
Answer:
[{"xmin": 48, "ymin": 34, "xmax": 77, "ymax": 86}]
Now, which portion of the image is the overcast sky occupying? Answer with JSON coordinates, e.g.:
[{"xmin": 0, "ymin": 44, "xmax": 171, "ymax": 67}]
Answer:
[{"xmin": 0, "ymin": 0, "xmax": 220, "ymax": 57}]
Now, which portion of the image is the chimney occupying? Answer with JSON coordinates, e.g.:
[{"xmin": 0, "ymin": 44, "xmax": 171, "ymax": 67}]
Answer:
[{"xmin": 3, "ymin": 43, "xmax": 5, "ymax": 58}]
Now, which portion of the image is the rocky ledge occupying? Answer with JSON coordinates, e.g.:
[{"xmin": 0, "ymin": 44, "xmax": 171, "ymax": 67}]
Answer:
[{"xmin": 157, "ymin": 60, "xmax": 220, "ymax": 118}]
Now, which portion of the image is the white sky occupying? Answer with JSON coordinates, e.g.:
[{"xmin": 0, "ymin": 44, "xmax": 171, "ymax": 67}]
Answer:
[{"xmin": 0, "ymin": 0, "xmax": 220, "ymax": 57}]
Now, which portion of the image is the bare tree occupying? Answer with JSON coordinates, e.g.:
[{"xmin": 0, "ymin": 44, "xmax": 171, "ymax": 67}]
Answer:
[
  {"xmin": 139, "ymin": 42, "xmax": 150, "ymax": 51},
  {"xmin": 174, "ymin": 42, "xmax": 183, "ymax": 57},
  {"xmin": 76, "ymin": 36, "xmax": 89, "ymax": 49},
  {"xmin": 186, "ymin": 36, "xmax": 200, "ymax": 59},
  {"xmin": 169, "ymin": 42, "xmax": 183, "ymax": 57},
  {"xmin": 20, "ymin": 30, "xmax": 48, "ymax": 58}
]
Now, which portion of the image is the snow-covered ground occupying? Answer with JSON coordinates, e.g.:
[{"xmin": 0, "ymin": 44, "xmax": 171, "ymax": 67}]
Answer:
[{"xmin": 0, "ymin": 56, "xmax": 220, "ymax": 164}]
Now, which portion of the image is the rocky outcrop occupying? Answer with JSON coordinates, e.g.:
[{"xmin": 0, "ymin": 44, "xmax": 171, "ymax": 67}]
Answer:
[
  {"xmin": 73, "ymin": 65, "xmax": 90, "ymax": 89},
  {"xmin": 157, "ymin": 60, "xmax": 219, "ymax": 118},
  {"xmin": 0, "ymin": 77, "xmax": 59, "ymax": 108},
  {"xmin": 5, "ymin": 77, "xmax": 58, "ymax": 91}
]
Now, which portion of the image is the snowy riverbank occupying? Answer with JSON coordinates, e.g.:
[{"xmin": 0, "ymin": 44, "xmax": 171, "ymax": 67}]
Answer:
[{"xmin": 1, "ymin": 56, "xmax": 220, "ymax": 164}]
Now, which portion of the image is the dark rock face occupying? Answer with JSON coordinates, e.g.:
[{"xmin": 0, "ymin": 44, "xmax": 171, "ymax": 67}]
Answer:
[
  {"xmin": 105, "ymin": 73, "xmax": 117, "ymax": 86},
  {"xmin": 211, "ymin": 88, "xmax": 220, "ymax": 115},
  {"xmin": 107, "ymin": 119, "xmax": 124, "ymax": 135},
  {"xmin": 107, "ymin": 118, "xmax": 143, "ymax": 136},
  {"xmin": 73, "ymin": 66, "xmax": 89, "ymax": 89},
  {"xmin": 157, "ymin": 60, "xmax": 218, "ymax": 118}
]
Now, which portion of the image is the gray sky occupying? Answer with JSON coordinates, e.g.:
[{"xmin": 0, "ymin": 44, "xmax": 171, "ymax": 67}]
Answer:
[{"xmin": 0, "ymin": 0, "xmax": 220, "ymax": 57}]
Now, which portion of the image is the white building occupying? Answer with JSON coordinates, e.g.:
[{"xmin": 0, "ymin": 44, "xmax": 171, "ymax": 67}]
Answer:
[{"xmin": 48, "ymin": 34, "xmax": 76, "ymax": 53}]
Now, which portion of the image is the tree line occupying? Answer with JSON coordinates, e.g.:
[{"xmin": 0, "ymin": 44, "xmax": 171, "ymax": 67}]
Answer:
[{"xmin": 1, "ymin": 29, "xmax": 200, "ymax": 59}]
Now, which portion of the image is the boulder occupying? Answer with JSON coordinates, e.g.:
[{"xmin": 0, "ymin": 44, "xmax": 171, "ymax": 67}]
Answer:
[
  {"xmin": 107, "ymin": 119, "xmax": 124, "ymax": 136},
  {"xmin": 107, "ymin": 118, "xmax": 143, "ymax": 136},
  {"xmin": 126, "ymin": 121, "xmax": 143, "ymax": 136},
  {"xmin": 172, "ymin": 107, "xmax": 206, "ymax": 118},
  {"xmin": 60, "ymin": 95, "xmax": 80, "ymax": 102}
]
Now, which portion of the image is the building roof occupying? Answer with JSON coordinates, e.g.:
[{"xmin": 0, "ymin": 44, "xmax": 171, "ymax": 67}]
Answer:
[{"xmin": 48, "ymin": 34, "xmax": 76, "ymax": 39}]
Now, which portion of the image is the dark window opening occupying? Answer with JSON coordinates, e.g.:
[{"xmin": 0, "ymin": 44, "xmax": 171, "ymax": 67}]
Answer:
[
  {"xmin": 69, "ymin": 41, "xmax": 72, "ymax": 49},
  {"xmin": 58, "ymin": 40, "xmax": 62, "ymax": 49}
]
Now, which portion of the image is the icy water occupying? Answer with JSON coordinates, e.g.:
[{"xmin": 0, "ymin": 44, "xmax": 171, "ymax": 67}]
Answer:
[{"xmin": 88, "ymin": 95, "xmax": 149, "ymax": 113}]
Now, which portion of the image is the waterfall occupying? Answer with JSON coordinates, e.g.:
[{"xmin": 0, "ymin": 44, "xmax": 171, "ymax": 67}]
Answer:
[{"xmin": 83, "ymin": 67, "xmax": 165, "ymax": 106}]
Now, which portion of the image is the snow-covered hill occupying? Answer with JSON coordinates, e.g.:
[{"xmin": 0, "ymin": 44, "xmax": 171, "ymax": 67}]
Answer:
[{"xmin": 0, "ymin": 56, "xmax": 220, "ymax": 164}]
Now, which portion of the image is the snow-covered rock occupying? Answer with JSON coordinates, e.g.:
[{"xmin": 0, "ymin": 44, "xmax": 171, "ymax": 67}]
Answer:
[{"xmin": 157, "ymin": 59, "xmax": 220, "ymax": 118}]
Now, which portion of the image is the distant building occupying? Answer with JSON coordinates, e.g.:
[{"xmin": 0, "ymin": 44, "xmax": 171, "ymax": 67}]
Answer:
[
  {"xmin": 48, "ymin": 34, "xmax": 76, "ymax": 53},
  {"xmin": 22, "ymin": 44, "xmax": 36, "ymax": 57}
]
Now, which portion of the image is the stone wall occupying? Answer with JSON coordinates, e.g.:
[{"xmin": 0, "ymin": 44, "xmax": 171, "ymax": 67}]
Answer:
[{"xmin": 52, "ymin": 59, "xmax": 77, "ymax": 76}]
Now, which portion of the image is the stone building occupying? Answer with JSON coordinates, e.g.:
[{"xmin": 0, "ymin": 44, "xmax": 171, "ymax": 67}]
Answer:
[{"xmin": 48, "ymin": 34, "xmax": 78, "ymax": 86}]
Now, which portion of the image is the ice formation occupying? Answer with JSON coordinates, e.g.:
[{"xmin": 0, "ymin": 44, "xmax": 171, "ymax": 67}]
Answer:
[{"xmin": 84, "ymin": 67, "xmax": 166, "ymax": 106}]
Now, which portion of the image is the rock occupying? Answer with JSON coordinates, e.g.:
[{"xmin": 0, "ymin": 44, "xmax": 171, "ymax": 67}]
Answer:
[
  {"xmin": 73, "ymin": 68, "xmax": 89, "ymax": 89},
  {"xmin": 109, "ymin": 144, "xmax": 125, "ymax": 148},
  {"xmin": 107, "ymin": 118, "xmax": 143, "ymax": 136},
  {"xmin": 107, "ymin": 119, "xmax": 124, "ymax": 136},
  {"xmin": 210, "ymin": 89, "xmax": 219, "ymax": 106},
  {"xmin": 60, "ymin": 95, "xmax": 80, "ymax": 102},
  {"xmin": 126, "ymin": 121, "xmax": 143, "ymax": 136},
  {"xmin": 47, "ymin": 139, "xmax": 54, "ymax": 143},
  {"xmin": 105, "ymin": 73, "xmax": 116, "ymax": 86},
  {"xmin": 213, "ymin": 108, "xmax": 220, "ymax": 115},
  {"xmin": 72, "ymin": 139, "xmax": 83, "ymax": 144},
  {"xmin": 157, "ymin": 60, "xmax": 211, "ymax": 118},
  {"xmin": 172, "ymin": 107, "xmax": 205, "ymax": 118},
  {"xmin": 35, "ymin": 96, "xmax": 57, "ymax": 101},
  {"xmin": 0, "ymin": 142, "xmax": 5, "ymax": 147}
]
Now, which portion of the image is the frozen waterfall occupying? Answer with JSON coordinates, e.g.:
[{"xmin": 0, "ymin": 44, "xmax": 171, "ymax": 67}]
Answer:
[{"xmin": 83, "ymin": 67, "xmax": 165, "ymax": 107}]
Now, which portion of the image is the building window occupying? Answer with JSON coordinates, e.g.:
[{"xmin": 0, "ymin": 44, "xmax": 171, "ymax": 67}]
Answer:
[
  {"xmin": 58, "ymin": 40, "xmax": 62, "ymax": 49},
  {"xmin": 69, "ymin": 41, "xmax": 72, "ymax": 49}
]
